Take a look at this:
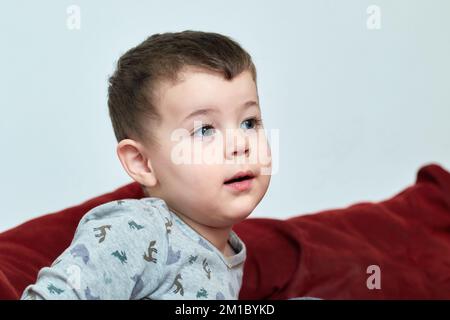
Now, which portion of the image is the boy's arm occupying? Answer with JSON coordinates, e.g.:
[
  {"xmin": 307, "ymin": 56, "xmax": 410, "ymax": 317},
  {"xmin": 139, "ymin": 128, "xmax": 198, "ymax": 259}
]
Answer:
[{"xmin": 20, "ymin": 201, "xmax": 167, "ymax": 300}]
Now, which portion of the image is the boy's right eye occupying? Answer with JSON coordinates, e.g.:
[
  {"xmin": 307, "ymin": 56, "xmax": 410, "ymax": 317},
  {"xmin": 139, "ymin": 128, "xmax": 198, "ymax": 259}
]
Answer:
[{"xmin": 192, "ymin": 125, "xmax": 216, "ymax": 138}]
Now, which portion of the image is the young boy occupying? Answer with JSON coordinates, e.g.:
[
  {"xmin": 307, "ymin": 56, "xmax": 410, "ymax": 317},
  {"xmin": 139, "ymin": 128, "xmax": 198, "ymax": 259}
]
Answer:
[{"xmin": 21, "ymin": 30, "xmax": 272, "ymax": 300}]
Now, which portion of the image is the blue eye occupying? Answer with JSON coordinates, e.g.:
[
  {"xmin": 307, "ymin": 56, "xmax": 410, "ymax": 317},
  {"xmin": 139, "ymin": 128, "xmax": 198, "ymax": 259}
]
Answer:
[
  {"xmin": 192, "ymin": 125, "xmax": 216, "ymax": 138},
  {"xmin": 240, "ymin": 118, "xmax": 262, "ymax": 130}
]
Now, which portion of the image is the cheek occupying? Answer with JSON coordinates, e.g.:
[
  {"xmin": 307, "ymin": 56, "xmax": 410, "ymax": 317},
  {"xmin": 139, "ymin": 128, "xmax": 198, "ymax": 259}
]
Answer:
[
  {"xmin": 159, "ymin": 140, "xmax": 224, "ymax": 187},
  {"xmin": 259, "ymin": 171, "xmax": 272, "ymax": 194},
  {"xmin": 152, "ymin": 145, "xmax": 190, "ymax": 187},
  {"xmin": 175, "ymin": 163, "xmax": 223, "ymax": 190},
  {"xmin": 250, "ymin": 132, "xmax": 272, "ymax": 171}
]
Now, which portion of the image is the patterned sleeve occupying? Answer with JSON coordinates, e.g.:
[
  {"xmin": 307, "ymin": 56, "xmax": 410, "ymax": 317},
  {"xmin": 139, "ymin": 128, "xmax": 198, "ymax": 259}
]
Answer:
[{"xmin": 20, "ymin": 200, "xmax": 168, "ymax": 300}]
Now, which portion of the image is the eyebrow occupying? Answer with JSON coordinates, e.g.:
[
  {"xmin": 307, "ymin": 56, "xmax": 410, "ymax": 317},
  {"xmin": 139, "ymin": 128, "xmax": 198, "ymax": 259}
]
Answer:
[{"xmin": 180, "ymin": 100, "xmax": 259, "ymax": 125}]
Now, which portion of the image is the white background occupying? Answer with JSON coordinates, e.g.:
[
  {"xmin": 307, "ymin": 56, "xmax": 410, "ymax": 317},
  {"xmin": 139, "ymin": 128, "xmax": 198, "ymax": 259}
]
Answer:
[{"xmin": 1, "ymin": 0, "xmax": 449, "ymax": 232}]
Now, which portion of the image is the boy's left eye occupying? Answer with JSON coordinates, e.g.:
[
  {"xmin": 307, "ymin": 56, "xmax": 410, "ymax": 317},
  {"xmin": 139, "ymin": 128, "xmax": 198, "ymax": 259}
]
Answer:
[{"xmin": 240, "ymin": 118, "xmax": 261, "ymax": 130}]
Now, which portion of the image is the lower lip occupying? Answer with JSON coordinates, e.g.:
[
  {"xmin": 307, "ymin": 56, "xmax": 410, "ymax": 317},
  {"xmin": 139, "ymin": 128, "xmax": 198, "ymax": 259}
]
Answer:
[{"xmin": 224, "ymin": 178, "xmax": 254, "ymax": 192}]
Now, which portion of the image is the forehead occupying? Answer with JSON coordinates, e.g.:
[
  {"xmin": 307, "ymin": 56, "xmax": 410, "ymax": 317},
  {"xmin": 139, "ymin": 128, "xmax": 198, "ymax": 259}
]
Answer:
[{"xmin": 154, "ymin": 68, "xmax": 258, "ymax": 124}]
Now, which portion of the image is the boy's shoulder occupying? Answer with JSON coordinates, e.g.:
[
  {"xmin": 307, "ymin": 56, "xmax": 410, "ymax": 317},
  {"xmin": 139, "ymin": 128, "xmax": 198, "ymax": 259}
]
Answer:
[{"xmin": 77, "ymin": 197, "xmax": 172, "ymax": 232}]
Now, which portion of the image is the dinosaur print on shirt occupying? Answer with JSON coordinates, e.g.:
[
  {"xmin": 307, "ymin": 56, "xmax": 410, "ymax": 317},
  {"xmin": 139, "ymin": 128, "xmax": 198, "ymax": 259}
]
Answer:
[{"xmin": 20, "ymin": 197, "xmax": 246, "ymax": 300}]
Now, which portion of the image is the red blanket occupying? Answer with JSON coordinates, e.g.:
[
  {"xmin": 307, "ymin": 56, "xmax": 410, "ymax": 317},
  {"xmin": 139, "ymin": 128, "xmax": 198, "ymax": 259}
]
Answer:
[{"xmin": 1, "ymin": 163, "xmax": 449, "ymax": 299}]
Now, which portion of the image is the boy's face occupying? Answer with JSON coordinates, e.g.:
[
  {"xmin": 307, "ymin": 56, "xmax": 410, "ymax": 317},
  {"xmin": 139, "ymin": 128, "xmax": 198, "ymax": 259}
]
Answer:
[{"xmin": 140, "ymin": 67, "xmax": 271, "ymax": 228}]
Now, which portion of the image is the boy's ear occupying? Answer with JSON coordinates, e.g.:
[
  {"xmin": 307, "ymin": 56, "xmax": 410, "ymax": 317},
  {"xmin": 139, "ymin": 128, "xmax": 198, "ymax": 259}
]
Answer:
[{"xmin": 116, "ymin": 139, "xmax": 157, "ymax": 187}]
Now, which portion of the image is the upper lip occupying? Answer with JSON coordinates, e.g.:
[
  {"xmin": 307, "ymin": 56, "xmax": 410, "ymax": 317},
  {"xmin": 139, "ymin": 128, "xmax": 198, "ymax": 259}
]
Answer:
[{"xmin": 224, "ymin": 170, "xmax": 255, "ymax": 184}]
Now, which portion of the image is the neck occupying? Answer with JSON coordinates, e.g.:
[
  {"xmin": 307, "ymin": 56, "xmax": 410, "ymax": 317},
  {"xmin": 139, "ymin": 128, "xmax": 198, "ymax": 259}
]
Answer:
[{"xmin": 169, "ymin": 206, "xmax": 232, "ymax": 255}]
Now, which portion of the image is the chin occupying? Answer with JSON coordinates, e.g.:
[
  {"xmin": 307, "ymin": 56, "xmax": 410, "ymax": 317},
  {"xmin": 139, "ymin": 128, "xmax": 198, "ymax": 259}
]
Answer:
[{"xmin": 226, "ymin": 198, "xmax": 257, "ymax": 222}]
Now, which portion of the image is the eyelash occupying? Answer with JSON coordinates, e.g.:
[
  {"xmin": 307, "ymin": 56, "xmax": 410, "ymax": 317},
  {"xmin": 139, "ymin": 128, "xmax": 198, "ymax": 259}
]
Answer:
[{"xmin": 191, "ymin": 117, "xmax": 263, "ymax": 138}]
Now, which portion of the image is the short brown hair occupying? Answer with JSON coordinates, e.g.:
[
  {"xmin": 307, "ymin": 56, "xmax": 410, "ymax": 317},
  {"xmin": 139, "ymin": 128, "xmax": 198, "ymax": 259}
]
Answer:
[{"xmin": 107, "ymin": 30, "xmax": 257, "ymax": 146}]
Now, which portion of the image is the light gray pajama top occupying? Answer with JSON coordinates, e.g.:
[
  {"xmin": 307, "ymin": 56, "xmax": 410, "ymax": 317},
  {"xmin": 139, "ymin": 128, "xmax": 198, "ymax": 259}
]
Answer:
[{"xmin": 20, "ymin": 197, "xmax": 246, "ymax": 300}]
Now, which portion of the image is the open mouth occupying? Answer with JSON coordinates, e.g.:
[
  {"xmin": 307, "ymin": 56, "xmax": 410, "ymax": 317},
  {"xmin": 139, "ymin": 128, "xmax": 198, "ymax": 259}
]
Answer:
[
  {"xmin": 224, "ymin": 175, "xmax": 253, "ymax": 184},
  {"xmin": 224, "ymin": 170, "xmax": 255, "ymax": 185}
]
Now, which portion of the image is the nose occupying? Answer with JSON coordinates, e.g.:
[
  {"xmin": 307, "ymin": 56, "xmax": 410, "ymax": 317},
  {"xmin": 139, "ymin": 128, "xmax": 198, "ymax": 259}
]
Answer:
[{"xmin": 224, "ymin": 128, "xmax": 250, "ymax": 160}]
